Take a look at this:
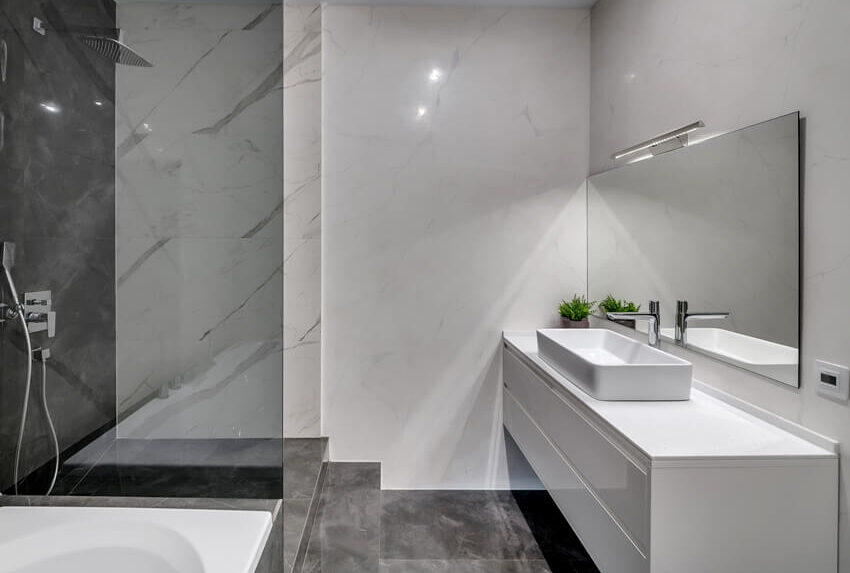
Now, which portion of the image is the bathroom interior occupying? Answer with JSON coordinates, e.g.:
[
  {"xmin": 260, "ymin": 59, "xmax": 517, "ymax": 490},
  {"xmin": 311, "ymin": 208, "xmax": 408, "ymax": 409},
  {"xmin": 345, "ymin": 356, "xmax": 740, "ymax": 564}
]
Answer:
[{"xmin": 0, "ymin": 0, "xmax": 847, "ymax": 571}]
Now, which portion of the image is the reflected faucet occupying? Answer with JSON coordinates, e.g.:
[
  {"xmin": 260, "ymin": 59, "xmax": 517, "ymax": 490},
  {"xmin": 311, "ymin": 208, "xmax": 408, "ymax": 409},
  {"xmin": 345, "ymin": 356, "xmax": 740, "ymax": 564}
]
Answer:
[
  {"xmin": 607, "ymin": 300, "xmax": 661, "ymax": 348},
  {"xmin": 675, "ymin": 300, "xmax": 730, "ymax": 347}
]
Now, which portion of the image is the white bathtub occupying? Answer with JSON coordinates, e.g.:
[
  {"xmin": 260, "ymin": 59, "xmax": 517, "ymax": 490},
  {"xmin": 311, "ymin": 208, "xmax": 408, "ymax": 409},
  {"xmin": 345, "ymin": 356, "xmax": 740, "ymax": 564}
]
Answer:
[{"xmin": 0, "ymin": 506, "xmax": 272, "ymax": 573}]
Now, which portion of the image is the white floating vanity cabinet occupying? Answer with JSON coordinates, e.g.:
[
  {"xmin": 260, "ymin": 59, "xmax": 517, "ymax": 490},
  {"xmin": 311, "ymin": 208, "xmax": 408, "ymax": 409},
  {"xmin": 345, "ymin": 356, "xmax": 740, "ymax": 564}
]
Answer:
[{"xmin": 502, "ymin": 333, "xmax": 838, "ymax": 573}]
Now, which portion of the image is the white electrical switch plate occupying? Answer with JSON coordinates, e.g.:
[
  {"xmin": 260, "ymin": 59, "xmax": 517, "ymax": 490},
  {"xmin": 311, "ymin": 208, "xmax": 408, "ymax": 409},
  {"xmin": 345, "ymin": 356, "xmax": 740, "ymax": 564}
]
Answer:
[{"xmin": 815, "ymin": 359, "xmax": 849, "ymax": 402}]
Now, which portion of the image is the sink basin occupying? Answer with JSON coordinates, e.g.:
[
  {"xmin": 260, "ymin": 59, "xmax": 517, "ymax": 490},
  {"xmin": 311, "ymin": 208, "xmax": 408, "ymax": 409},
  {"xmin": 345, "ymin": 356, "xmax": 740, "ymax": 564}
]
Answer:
[
  {"xmin": 660, "ymin": 327, "xmax": 798, "ymax": 385},
  {"xmin": 536, "ymin": 329, "xmax": 692, "ymax": 401}
]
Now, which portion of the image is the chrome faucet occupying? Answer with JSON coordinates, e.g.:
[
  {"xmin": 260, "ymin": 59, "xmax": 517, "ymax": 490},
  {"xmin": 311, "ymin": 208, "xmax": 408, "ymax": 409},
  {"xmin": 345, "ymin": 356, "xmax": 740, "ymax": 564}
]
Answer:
[
  {"xmin": 607, "ymin": 300, "xmax": 661, "ymax": 348},
  {"xmin": 675, "ymin": 300, "xmax": 729, "ymax": 346}
]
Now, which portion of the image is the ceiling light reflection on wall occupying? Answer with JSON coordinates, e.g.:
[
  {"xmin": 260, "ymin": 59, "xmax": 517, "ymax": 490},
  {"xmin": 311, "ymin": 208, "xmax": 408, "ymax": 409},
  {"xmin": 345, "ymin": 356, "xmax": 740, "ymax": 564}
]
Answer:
[
  {"xmin": 416, "ymin": 106, "xmax": 427, "ymax": 119},
  {"xmin": 428, "ymin": 68, "xmax": 443, "ymax": 82},
  {"xmin": 39, "ymin": 102, "xmax": 60, "ymax": 114}
]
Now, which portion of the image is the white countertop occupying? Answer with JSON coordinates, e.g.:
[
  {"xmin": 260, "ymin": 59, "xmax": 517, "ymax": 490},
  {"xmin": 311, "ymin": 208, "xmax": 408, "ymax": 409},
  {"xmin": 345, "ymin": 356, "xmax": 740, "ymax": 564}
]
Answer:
[{"xmin": 504, "ymin": 331, "xmax": 837, "ymax": 462}]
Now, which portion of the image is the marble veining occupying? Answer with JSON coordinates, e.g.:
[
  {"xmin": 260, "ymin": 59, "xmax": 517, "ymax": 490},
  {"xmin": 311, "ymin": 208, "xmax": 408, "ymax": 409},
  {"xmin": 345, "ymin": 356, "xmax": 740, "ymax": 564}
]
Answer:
[
  {"xmin": 284, "ymin": 5, "xmax": 322, "ymax": 438},
  {"xmin": 118, "ymin": 340, "xmax": 282, "ymax": 439},
  {"xmin": 322, "ymin": 5, "xmax": 589, "ymax": 488},
  {"xmin": 115, "ymin": 3, "xmax": 283, "ymax": 439}
]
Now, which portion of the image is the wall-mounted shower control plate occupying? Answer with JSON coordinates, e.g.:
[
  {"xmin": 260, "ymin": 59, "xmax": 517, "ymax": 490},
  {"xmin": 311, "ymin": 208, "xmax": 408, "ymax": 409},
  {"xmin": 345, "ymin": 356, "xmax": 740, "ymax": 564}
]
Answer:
[
  {"xmin": 815, "ymin": 359, "xmax": 849, "ymax": 402},
  {"xmin": 24, "ymin": 290, "xmax": 54, "ymax": 337}
]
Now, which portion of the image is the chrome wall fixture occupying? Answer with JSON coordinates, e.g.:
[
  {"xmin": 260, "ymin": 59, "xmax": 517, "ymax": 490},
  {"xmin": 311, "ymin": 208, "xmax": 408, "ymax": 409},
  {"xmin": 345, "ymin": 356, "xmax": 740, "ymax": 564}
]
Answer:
[
  {"xmin": 675, "ymin": 300, "xmax": 730, "ymax": 347},
  {"xmin": 32, "ymin": 17, "xmax": 153, "ymax": 68},
  {"xmin": 612, "ymin": 120, "xmax": 705, "ymax": 160}
]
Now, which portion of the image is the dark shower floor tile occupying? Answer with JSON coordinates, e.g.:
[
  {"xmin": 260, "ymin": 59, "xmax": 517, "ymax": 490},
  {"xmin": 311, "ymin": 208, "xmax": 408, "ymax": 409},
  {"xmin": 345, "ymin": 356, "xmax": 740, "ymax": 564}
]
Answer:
[
  {"xmin": 60, "ymin": 463, "xmax": 284, "ymax": 498},
  {"xmin": 46, "ymin": 437, "xmax": 328, "ymax": 499}
]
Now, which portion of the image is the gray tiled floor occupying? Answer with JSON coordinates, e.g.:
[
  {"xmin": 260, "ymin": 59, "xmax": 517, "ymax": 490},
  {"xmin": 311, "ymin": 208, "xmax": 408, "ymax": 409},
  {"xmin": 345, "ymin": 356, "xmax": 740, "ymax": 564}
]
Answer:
[{"xmin": 299, "ymin": 463, "xmax": 598, "ymax": 573}]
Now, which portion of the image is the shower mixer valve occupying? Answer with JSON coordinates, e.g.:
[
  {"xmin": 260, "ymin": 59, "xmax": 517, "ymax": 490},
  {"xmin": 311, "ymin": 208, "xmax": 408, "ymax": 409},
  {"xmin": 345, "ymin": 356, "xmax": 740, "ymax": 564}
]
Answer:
[{"xmin": 24, "ymin": 290, "xmax": 55, "ymax": 338}]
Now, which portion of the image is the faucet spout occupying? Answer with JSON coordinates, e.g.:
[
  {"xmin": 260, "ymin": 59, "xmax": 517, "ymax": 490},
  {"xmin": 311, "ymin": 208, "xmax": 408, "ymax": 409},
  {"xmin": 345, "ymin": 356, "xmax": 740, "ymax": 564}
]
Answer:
[
  {"xmin": 675, "ymin": 300, "xmax": 730, "ymax": 346},
  {"xmin": 607, "ymin": 300, "xmax": 661, "ymax": 348}
]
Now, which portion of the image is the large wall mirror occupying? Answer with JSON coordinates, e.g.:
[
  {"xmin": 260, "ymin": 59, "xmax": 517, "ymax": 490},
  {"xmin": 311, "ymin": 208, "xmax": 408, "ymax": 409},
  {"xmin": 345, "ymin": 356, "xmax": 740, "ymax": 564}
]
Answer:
[{"xmin": 588, "ymin": 112, "xmax": 800, "ymax": 387}]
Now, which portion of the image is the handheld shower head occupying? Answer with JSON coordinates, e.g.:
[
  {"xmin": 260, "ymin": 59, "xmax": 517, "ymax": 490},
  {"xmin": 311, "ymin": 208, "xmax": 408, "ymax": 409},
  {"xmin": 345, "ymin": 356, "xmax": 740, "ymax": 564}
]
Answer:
[
  {"xmin": 1, "ymin": 241, "xmax": 15, "ymax": 270},
  {"xmin": 0, "ymin": 241, "xmax": 21, "ymax": 307}
]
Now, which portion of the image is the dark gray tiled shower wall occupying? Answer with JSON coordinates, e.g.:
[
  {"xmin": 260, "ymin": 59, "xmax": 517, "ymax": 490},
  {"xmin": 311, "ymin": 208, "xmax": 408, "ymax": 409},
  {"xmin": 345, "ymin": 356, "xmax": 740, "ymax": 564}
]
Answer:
[{"xmin": 0, "ymin": 0, "xmax": 116, "ymax": 491}]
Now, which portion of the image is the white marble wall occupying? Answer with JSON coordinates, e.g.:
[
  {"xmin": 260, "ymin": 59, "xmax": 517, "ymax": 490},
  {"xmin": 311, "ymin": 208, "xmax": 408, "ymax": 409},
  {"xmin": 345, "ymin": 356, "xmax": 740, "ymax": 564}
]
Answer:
[
  {"xmin": 590, "ymin": 0, "xmax": 850, "ymax": 565},
  {"xmin": 115, "ymin": 3, "xmax": 283, "ymax": 438},
  {"xmin": 283, "ymin": 5, "xmax": 322, "ymax": 437},
  {"xmin": 323, "ymin": 6, "xmax": 589, "ymax": 489}
]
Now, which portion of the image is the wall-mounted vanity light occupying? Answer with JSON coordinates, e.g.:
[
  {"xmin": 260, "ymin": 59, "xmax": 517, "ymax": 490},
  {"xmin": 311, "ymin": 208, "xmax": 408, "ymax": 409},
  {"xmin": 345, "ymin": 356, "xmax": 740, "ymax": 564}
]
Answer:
[{"xmin": 612, "ymin": 120, "xmax": 705, "ymax": 160}]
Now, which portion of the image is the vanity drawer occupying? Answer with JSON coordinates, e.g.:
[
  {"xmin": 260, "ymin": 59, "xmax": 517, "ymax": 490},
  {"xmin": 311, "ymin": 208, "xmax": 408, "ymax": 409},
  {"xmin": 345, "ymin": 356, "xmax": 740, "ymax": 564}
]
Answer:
[
  {"xmin": 504, "ymin": 349, "xmax": 650, "ymax": 553},
  {"xmin": 504, "ymin": 389, "xmax": 649, "ymax": 573}
]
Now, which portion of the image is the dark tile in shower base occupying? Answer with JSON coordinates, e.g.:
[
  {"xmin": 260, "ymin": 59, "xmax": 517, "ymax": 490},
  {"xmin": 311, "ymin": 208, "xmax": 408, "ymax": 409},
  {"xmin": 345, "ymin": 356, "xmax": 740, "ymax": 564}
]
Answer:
[
  {"xmin": 52, "ymin": 437, "xmax": 331, "ymax": 500},
  {"xmin": 64, "ymin": 464, "xmax": 283, "ymax": 499}
]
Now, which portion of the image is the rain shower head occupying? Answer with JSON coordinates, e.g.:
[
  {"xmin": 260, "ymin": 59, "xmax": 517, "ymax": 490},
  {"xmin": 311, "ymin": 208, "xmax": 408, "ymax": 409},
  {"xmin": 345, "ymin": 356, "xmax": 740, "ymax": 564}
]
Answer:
[
  {"xmin": 32, "ymin": 17, "xmax": 153, "ymax": 68},
  {"xmin": 79, "ymin": 36, "xmax": 153, "ymax": 68}
]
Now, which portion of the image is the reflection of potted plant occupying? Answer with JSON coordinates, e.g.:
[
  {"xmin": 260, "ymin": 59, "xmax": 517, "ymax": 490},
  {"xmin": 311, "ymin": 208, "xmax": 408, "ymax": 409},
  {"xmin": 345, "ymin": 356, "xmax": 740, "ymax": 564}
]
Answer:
[
  {"xmin": 559, "ymin": 295, "xmax": 596, "ymax": 328},
  {"xmin": 599, "ymin": 294, "xmax": 640, "ymax": 328}
]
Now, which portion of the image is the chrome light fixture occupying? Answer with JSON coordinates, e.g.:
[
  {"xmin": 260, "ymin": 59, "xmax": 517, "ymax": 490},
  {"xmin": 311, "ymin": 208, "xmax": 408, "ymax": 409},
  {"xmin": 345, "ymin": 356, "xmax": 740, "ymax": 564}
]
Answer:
[{"xmin": 612, "ymin": 120, "xmax": 705, "ymax": 160}]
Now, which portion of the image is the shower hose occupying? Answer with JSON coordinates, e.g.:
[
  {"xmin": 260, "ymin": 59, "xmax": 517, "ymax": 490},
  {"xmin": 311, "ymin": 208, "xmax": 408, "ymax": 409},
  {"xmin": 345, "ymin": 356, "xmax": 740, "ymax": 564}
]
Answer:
[{"xmin": 9, "ymin": 296, "xmax": 59, "ymax": 496}]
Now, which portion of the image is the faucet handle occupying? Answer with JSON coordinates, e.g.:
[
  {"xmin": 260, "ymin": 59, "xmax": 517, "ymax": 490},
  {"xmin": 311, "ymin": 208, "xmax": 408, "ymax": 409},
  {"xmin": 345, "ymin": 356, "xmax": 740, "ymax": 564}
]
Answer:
[{"xmin": 46, "ymin": 311, "xmax": 56, "ymax": 338}]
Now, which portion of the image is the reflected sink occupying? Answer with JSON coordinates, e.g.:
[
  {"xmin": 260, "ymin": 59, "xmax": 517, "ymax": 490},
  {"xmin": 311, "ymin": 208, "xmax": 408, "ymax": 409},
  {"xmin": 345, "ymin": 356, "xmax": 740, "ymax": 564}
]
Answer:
[
  {"xmin": 660, "ymin": 327, "xmax": 798, "ymax": 385},
  {"xmin": 536, "ymin": 329, "xmax": 692, "ymax": 401}
]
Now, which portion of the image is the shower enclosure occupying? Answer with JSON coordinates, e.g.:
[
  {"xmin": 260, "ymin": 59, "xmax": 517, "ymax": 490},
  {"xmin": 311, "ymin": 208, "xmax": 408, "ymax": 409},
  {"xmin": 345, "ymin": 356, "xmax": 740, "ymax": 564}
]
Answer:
[{"xmin": 0, "ymin": 0, "xmax": 284, "ymax": 499}]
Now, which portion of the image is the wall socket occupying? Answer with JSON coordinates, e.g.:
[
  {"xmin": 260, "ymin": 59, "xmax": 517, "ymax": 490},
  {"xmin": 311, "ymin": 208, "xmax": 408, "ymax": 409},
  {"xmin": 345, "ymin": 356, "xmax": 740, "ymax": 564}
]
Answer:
[{"xmin": 815, "ymin": 359, "xmax": 849, "ymax": 402}]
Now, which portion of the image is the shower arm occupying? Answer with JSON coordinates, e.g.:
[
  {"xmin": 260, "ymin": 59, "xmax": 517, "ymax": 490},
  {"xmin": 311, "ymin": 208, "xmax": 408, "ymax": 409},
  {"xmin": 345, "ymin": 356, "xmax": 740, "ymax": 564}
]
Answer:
[
  {"xmin": 32, "ymin": 17, "xmax": 152, "ymax": 68},
  {"xmin": 32, "ymin": 17, "xmax": 119, "ymax": 38}
]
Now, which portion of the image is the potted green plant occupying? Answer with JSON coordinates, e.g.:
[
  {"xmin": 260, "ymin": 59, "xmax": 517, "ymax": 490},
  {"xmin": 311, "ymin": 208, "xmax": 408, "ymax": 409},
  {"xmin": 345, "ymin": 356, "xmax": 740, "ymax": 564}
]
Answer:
[
  {"xmin": 559, "ymin": 295, "xmax": 596, "ymax": 328},
  {"xmin": 599, "ymin": 294, "xmax": 640, "ymax": 328}
]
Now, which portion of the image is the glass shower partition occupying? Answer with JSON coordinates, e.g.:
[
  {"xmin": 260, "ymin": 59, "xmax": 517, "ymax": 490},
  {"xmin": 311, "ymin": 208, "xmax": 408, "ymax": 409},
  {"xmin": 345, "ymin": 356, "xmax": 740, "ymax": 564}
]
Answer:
[{"xmin": 62, "ymin": 2, "xmax": 284, "ymax": 499}]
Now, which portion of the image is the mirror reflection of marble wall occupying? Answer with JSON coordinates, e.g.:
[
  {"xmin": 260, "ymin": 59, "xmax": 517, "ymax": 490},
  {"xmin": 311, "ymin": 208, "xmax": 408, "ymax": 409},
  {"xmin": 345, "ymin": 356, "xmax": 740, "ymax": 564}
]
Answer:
[{"xmin": 588, "ymin": 112, "xmax": 799, "ymax": 386}]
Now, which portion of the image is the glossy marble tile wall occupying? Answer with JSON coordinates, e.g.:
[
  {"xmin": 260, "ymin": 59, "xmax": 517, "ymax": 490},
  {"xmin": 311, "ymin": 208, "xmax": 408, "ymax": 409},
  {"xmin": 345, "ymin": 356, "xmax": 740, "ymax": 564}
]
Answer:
[
  {"xmin": 0, "ymin": 0, "xmax": 117, "ymax": 490},
  {"xmin": 114, "ymin": 3, "xmax": 283, "ymax": 439},
  {"xmin": 322, "ymin": 6, "xmax": 590, "ymax": 488},
  {"xmin": 283, "ymin": 4, "xmax": 321, "ymax": 438},
  {"xmin": 590, "ymin": 0, "xmax": 850, "ymax": 565}
]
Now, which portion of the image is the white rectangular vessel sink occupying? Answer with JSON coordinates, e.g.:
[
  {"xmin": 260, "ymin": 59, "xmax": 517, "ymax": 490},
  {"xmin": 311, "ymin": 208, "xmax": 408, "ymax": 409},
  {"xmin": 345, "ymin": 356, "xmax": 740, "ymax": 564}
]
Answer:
[
  {"xmin": 660, "ymin": 327, "xmax": 798, "ymax": 386},
  {"xmin": 536, "ymin": 329, "xmax": 692, "ymax": 401}
]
